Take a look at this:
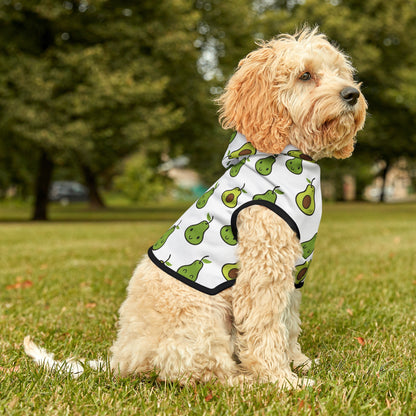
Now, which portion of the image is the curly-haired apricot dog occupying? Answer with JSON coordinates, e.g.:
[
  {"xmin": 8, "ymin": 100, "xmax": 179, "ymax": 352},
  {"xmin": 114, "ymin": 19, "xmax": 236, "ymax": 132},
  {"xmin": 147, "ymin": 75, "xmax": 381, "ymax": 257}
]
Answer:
[{"xmin": 25, "ymin": 28, "xmax": 366, "ymax": 388}]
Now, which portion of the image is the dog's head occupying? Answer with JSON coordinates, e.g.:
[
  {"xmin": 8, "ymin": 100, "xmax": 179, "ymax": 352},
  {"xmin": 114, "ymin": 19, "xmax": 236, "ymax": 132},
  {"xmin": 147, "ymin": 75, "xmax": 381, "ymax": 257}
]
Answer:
[{"xmin": 218, "ymin": 27, "xmax": 367, "ymax": 160}]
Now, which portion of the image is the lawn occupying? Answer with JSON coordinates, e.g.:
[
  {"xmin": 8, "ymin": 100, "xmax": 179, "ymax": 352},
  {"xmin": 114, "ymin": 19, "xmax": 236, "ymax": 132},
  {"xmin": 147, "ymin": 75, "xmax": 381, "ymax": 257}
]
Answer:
[{"xmin": 1, "ymin": 202, "xmax": 415, "ymax": 415}]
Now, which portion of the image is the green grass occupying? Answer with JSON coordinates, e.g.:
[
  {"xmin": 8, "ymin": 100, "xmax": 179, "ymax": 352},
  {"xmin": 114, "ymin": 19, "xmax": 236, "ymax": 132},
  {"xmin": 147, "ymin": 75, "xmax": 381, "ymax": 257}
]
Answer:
[{"xmin": 1, "ymin": 202, "xmax": 416, "ymax": 415}]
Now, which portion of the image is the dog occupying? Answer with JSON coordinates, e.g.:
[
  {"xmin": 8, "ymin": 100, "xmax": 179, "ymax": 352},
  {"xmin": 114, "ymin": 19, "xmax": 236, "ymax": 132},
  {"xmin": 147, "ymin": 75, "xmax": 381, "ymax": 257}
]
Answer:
[{"xmin": 25, "ymin": 27, "xmax": 366, "ymax": 388}]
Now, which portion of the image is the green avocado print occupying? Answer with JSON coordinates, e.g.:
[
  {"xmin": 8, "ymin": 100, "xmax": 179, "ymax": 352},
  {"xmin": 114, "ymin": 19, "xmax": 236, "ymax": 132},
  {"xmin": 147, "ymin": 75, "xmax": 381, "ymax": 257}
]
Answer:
[
  {"xmin": 255, "ymin": 156, "xmax": 276, "ymax": 176},
  {"xmin": 184, "ymin": 213, "xmax": 213, "ymax": 245},
  {"xmin": 253, "ymin": 186, "xmax": 284, "ymax": 204},
  {"xmin": 296, "ymin": 178, "xmax": 316, "ymax": 216},
  {"xmin": 177, "ymin": 256, "xmax": 211, "ymax": 282},
  {"xmin": 159, "ymin": 254, "xmax": 172, "ymax": 267},
  {"xmin": 286, "ymin": 152, "xmax": 303, "ymax": 174},
  {"xmin": 228, "ymin": 142, "xmax": 256, "ymax": 159},
  {"xmin": 221, "ymin": 185, "xmax": 246, "ymax": 208},
  {"xmin": 285, "ymin": 150, "xmax": 314, "ymax": 175},
  {"xmin": 222, "ymin": 262, "xmax": 239, "ymax": 280},
  {"xmin": 294, "ymin": 261, "xmax": 310, "ymax": 286},
  {"xmin": 287, "ymin": 150, "xmax": 303, "ymax": 158},
  {"xmin": 301, "ymin": 233, "xmax": 317, "ymax": 259},
  {"xmin": 229, "ymin": 131, "xmax": 237, "ymax": 143},
  {"xmin": 220, "ymin": 225, "xmax": 237, "ymax": 246},
  {"xmin": 229, "ymin": 158, "xmax": 247, "ymax": 177},
  {"xmin": 152, "ymin": 222, "xmax": 180, "ymax": 250},
  {"xmin": 196, "ymin": 183, "xmax": 218, "ymax": 209}
]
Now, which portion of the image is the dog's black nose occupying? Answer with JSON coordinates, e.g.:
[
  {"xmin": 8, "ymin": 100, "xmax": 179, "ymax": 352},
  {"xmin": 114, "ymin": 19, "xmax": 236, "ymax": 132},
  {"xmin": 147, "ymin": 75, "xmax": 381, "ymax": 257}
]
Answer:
[{"xmin": 340, "ymin": 87, "xmax": 360, "ymax": 106}]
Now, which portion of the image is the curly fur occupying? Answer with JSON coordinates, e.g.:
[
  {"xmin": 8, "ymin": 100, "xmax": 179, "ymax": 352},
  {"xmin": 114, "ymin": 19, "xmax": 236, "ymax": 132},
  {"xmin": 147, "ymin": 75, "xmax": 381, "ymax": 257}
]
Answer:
[
  {"xmin": 110, "ymin": 205, "xmax": 312, "ymax": 387},
  {"xmin": 25, "ymin": 27, "xmax": 366, "ymax": 389},
  {"xmin": 109, "ymin": 27, "xmax": 367, "ymax": 388},
  {"xmin": 218, "ymin": 27, "xmax": 366, "ymax": 159}
]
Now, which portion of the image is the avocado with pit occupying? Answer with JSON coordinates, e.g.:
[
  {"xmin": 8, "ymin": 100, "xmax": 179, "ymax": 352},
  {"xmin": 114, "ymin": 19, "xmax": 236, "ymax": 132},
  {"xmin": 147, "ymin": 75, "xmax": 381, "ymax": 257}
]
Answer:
[
  {"xmin": 222, "ymin": 262, "xmax": 239, "ymax": 280},
  {"xmin": 221, "ymin": 185, "xmax": 246, "ymax": 208},
  {"xmin": 184, "ymin": 213, "xmax": 213, "ymax": 245},
  {"xmin": 220, "ymin": 225, "xmax": 237, "ymax": 246},
  {"xmin": 294, "ymin": 261, "xmax": 310, "ymax": 287},
  {"xmin": 301, "ymin": 233, "xmax": 317, "ymax": 258},
  {"xmin": 255, "ymin": 156, "xmax": 276, "ymax": 176},
  {"xmin": 296, "ymin": 178, "xmax": 316, "ymax": 216},
  {"xmin": 253, "ymin": 186, "xmax": 284, "ymax": 204},
  {"xmin": 228, "ymin": 142, "xmax": 256, "ymax": 159},
  {"xmin": 287, "ymin": 150, "xmax": 313, "ymax": 161},
  {"xmin": 177, "ymin": 256, "xmax": 211, "ymax": 282},
  {"xmin": 285, "ymin": 150, "xmax": 314, "ymax": 174},
  {"xmin": 152, "ymin": 223, "xmax": 180, "ymax": 250},
  {"xmin": 196, "ymin": 183, "xmax": 218, "ymax": 209}
]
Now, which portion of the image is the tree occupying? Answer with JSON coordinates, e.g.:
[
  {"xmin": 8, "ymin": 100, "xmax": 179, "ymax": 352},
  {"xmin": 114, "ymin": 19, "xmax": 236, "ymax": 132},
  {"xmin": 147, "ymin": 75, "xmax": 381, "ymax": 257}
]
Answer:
[
  {"xmin": 0, "ymin": 1, "xmax": 195, "ymax": 219},
  {"xmin": 154, "ymin": 0, "xmax": 256, "ymax": 184},
  {"xmin": 114, "ymin": 152, "xmax": 170, "ymax": 203},
  {"xmin": 0, "ymin": 0, "xmax": 257, "ymax": 217}
]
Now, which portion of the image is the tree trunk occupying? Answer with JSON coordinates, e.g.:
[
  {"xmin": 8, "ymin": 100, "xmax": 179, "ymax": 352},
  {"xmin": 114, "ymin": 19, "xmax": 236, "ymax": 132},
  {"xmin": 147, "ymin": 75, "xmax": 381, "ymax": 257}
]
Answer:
[
  {"xmin": 379, "ymin": 160, "xmax": 390, "ymax": 203},
  {"xmin": 80, "ymin": 163, "xmax": 106, "ymax": 209},
  {"xmin": 32, "ymin": 150, "xmax": 54, "ymax": 221}
]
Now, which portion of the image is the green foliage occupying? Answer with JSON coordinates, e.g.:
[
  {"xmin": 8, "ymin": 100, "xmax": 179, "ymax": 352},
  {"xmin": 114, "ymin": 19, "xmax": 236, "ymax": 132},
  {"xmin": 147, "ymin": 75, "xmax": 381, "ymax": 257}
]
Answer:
[
  {"xmin": 0, "ymin": 1, "xmax": 189, "ymax": 168},
  {"xmin": 0, "ymin": 0, "xmax": 257, "ymax": 206},
  {"xmin": 166, "ymin": 0, "xmax": 256, "ymax": 184},
  {"xmin": 114, "ymin": 153, "xmax": 171, "ymax": 203},
  {"xmin": 1, "ymin": 0, "xmax": 416, "ymax": 205}
]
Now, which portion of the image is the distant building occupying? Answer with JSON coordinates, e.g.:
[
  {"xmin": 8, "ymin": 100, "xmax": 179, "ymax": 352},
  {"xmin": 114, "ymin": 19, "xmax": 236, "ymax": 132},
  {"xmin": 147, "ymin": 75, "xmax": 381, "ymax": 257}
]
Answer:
[
  {"xmin": 159, "ymin": 156, "xmax": 206, "ymax": 199},
  {"xmin": 364, "ymin": 159, "xmax": 414, "ymax": 202}
]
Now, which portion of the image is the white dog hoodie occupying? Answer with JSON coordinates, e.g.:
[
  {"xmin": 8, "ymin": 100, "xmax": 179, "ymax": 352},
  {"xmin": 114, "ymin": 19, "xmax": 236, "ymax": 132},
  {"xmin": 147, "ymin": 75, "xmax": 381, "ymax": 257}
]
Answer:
[{"xmin": 148, "ymin": 132, "xmax": 322, "ymax": 295}]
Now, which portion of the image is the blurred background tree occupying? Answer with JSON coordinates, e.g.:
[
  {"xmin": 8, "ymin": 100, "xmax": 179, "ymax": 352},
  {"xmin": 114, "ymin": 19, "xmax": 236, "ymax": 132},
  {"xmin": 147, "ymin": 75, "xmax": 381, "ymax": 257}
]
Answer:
[
  {"xmin": 114, "ymin": 152, "xmax": 169, "ymax": 203},
  {"xmin": 0, "ymin": 0, "xmax": 415, "ymax": 219},
  {"xmin": 0, "ymin": 1, "xmax": 197, "ymax": 219},
  {"xmin": 0, "ymin": 0, "xmax": 254, "ymax": 219}
]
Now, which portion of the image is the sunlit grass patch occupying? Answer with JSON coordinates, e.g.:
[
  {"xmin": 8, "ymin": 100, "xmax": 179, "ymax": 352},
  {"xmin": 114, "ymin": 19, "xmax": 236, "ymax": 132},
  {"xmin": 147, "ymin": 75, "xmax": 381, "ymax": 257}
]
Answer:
[{"xmin": 1, "ymin": 202, "xmax": 415, "ymax": 415}]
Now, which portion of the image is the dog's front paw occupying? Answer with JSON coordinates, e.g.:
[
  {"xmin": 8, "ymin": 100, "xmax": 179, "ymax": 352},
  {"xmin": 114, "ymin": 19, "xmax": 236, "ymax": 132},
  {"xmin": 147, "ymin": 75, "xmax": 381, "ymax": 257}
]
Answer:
[
  {"xmin": 293, "ymin": 355, "xmax": 319, "ymax": 373},
  {"xmin": 299, "ymin": 377, "xmax": 315, "ymax": 388},
  {"xmin": 281, "ymin": 374, "xmax": 315, "ymax": 389}
]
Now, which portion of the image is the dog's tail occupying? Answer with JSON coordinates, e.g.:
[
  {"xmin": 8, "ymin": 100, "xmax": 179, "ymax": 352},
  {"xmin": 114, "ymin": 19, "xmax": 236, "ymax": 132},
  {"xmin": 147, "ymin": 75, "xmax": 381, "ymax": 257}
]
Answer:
[{"xmin": 23, "ymin": 336, "xmax": 106, "ymax": 378}]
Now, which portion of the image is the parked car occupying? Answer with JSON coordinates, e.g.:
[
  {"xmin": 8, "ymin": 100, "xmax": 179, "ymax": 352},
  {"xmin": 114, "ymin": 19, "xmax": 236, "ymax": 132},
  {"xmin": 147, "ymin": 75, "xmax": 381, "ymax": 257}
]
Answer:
[{"xmin": 49, "ymin": 181, "xmax": 89, "ymax": 205}]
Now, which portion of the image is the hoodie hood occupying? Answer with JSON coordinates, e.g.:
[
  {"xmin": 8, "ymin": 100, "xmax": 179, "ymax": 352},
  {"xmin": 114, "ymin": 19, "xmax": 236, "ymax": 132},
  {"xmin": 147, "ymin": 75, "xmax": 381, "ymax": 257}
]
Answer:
[{"xmin": 222, "ymin": 132, "xmax": 313, "ymax": 169}]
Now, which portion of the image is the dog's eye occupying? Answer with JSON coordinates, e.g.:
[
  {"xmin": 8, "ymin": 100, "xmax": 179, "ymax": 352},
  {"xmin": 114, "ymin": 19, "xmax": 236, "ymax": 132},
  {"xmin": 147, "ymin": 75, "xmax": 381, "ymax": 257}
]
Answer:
[{"xmin": 299, "ymin": 72, "xmax": 312, "ymax": 81}]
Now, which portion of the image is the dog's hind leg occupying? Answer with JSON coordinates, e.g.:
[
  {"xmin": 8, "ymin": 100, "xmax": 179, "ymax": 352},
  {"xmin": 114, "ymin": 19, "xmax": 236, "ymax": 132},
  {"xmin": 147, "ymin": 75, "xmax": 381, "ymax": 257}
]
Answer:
[
  {"xmin": 231, "ymin": 205, "xmax": 314, "ymax": 388},
  {"xmin": 151, "ymin": 295, "xmax": 240, "ymax": 385},
  {"xmin": 110, "ymin": 259, "xmax": 240, "ymax": 384}
]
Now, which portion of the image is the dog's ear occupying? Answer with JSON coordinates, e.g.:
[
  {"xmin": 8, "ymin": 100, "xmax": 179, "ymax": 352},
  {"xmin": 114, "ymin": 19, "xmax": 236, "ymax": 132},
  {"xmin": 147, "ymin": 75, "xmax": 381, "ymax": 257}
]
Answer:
[{"xmin": 218, "ymin": 44, "xmax": 292, "ymax": 154}]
